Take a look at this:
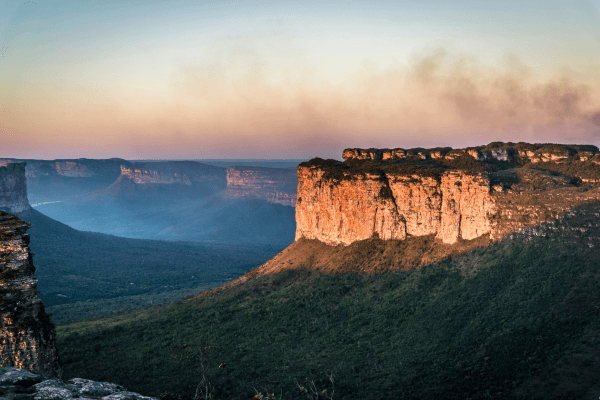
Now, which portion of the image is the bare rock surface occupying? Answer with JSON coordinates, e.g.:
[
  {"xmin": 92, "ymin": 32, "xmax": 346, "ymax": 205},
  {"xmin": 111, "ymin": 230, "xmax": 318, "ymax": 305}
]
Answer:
[
  {"xmin": 0, "ymin": 368, "xmax": 156, "ymax": 400},
  {"xmin": 0, "ymin": 164, "xmax": 30, "ymax": 213},
  {"xmin": 225, "ymin": 166, "xmax": 298, "ymax": 206},
  {"xmin": 119, "ymin": 162, "xmax": 226, "ymax": 187},
  {"xmin": 296, "ymin": 142, "xmax": 600, "ymax": 246},
  {"xmin": 0, "ymin": 212, "xmax": 60, "ymax": 376}
]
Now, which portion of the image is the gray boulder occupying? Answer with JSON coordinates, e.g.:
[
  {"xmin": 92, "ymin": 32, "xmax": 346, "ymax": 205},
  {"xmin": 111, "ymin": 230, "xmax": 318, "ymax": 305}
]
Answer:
[{"xmin": 0, "ymin": 368, "xmax": 156, "ymax": 400}]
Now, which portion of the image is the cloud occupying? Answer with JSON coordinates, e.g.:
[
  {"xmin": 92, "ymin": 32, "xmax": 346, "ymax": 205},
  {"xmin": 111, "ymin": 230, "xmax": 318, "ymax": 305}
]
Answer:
[
  {"xmin": 7, "ymin": 39, "xmax": 600, "ymax": 158},
  {"xmin": 136, "ymin": 44, "xmax": 600, "ymax": 154}
]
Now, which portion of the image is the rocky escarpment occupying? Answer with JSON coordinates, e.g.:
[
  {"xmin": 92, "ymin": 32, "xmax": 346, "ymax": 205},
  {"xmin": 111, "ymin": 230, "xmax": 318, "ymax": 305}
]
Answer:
[
  {"xmin": 0, "ymin": 212, "xmax": 60, "ymax": 376},
  {"xmin": 0, "ymin": 158, "xmax": 128, "ymax": 180},
  {"xmin": 296, "ymin": 142, "xmax": 600, "ymax": 246},
  {"xmin": 341, "ymin": 142, "xmax": 600, "ymax": 164},
  {"xmin": 296, "ymin": 165, "xmax": 496, "ymax": 245},
  {"xmin": 116, "ymin": 161, "xmax": 226, "ymax": 190},
  {"xmin": 0, "ymin": 367, "xmax": 156, "ymax": 399},
  {"xmin": 225, "ymin": 166, "xmax": 298, "ymax": 206},
  {"xmin": 0, "ymin": 163, "xmax": 30, "ymax": 214}
]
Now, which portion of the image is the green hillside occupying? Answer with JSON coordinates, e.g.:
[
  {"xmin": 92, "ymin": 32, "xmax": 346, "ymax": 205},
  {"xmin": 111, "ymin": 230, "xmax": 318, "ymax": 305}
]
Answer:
[
  {"xmin": 56, "ymin": 202, "xmax": 600, "ymax": 399},
  {"xmin": 17, "ymin": 209, "xmax": 283, "ymax": 322}
]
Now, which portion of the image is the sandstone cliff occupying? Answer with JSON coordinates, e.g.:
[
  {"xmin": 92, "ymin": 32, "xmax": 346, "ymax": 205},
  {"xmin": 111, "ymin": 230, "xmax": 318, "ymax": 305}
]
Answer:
[
  {"xmin": 200, "ymin": 142, "xmax": 600, "ymax": 296},
  {"xmin": 296, "ymin": 142, "xmax": 600, "ymax": 246},
  {"xmin": 116, "ymin": 162, "xmax": 226, "ymax": 191},
  {"xmin": 0, "ymin": 212, "xmax": 61, "ymax": 376},
  {"xmin": 295, "ymin": 165, "xmax": 496, "ymax": 245},
  {"xmin": 225, "ymin": 166, "xmax": 297, "ymax": 206},
  {"xmin": 0, "ymin": 163, "xmax": 30, "ymax": 214}
]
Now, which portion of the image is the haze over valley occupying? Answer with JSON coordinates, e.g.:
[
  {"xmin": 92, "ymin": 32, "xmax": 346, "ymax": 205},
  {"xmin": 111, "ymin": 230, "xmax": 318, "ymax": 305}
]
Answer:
[{"xmin": 14, "ymin": 158, "xmax": 299, "ymax": 244}]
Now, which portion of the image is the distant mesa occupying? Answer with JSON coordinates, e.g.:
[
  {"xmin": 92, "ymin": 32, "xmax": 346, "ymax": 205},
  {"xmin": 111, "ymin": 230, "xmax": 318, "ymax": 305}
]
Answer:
[
  {"xmin": 15, "ymin": 158, "xmax": 297, "ymax": 245},
  {"xmin": 1, "ymin": 157, "xmax": 300, "ymax": 209},
  {"xmin": 0, "ymin": 158, "xmax": 129, "ymax": 204},
  {"xmin": 11, "ymin": 158, "xmax": 128, "ymax": 179},
  {"xmin": 225, "ymin": 166, "xmax": 298, "ymax": 207},
  {"xmin": 115, "ymin": 162, "xmax": 299, "ymax": 207},
  {"xmin": 118, "ymin": 161, "xmax": 226, "ymax": 186},
  {"xmin": 0, "ymin": 163, "xmax": 30, "ymax": 214}
]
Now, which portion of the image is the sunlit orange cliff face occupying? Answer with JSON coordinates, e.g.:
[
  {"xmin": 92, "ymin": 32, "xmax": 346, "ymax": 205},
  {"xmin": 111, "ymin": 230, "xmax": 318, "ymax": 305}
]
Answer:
[{"xmin": 295, "ymin": 143, "xmax": 600, "ymax": 248}]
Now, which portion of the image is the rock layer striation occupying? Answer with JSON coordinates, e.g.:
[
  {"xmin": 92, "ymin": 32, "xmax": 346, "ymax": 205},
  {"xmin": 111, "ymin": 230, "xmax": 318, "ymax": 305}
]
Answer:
[
  {"xmin": 296, "ymin": 142, "xmax": 600, "ymax": 246},
  {"xmin": 296, "ymin": 167, "xmax": 495, "ymax": 245},
  {"xmin": 0, "ymin": 163, "xmax": 30, "ymax": 214},
  {"xmin": 225, "ymin": 166, "xmax": 298, "ymax": 206},
  {"xmin": 119, "ymin": 162, "xmax": 226, "ymax": 187},
  {"xmin": 0, "ymin": 212, "xmax": 60, "ymax": 376}
]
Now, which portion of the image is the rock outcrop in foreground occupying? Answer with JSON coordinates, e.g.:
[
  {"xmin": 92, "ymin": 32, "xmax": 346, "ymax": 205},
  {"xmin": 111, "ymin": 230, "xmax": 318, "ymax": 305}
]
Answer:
[
  {"xmin": 0, "ymin": 367, "xmax": 156, "ymax": 399},
  {"xmin": 0, "ymin": 212, "xmax": 60, "ymax": 377},
  {"xmin": 296, "ymin": 142, "xmax": 600, "ymax": 246},
  {"xmin": 225, "ymin": 166, "xmax": 298, "ymax": 206},
  {"xmin": 0, "ymin": 163, "xmax": 30, "ymax": 214}
]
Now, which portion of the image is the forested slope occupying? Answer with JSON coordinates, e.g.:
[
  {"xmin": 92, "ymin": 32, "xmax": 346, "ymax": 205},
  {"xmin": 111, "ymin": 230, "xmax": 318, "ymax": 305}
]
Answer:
[
  {"xmin": 17, "ymin": 209, "xmax": 283, "ymax": 322},
  {"xmin": 57, "ymin": 202, "xmax": 600, "ymax": 399}
]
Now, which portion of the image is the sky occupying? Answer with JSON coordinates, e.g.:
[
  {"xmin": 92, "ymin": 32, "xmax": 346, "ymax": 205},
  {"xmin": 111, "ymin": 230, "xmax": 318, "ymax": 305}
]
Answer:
[{"xmin": 2, "ymin": 0, "xmax": 600, "ymax": 160}]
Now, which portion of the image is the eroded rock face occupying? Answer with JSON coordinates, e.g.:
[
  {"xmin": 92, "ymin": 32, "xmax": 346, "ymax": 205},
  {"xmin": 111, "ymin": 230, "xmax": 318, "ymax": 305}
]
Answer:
[
  {"xmin": 437, "ymin": 172, "xmax": 495, "ymax": 243},
  {"xmin": 225, "ymin": 167, "xmax": 298, "ymax": 207},
  {"xmin": 295, "ymin": 168, "xmax": 405, "ymax": 244},
  {"xmin": 0, "ymin": 159, "xmax": 128, "ymax": 180},
  {"xmin": 119, "ymin": 162, "xmax": 226, "ymax": 187},
  {"xmin": 0, "ymin": 213, "xmax": 60, "ymax": 376},
  {"xmin": 296, "ymin": 142, "xmax": 600, "ymax": 247},
  {"xmin": 52, "ymin": 161, "xmax": 94, "ymax": 178},
  {"xmin": 342, "ymin": 142, "xmax": 600, "ymax": 165},
  {"xmin": 0, "ymin": 163, "xmax": 30, "ymax": 213},
  {"xmin": 296, "ymin": 167, "xmax": 495, "ymax": 245},
  {"xmin": 121, "ymin": 165, "xmax": 192, "ymax": 185},
  {"xmin": 386, "ymin": 174, "xmax": 442, "ymax": 237}
]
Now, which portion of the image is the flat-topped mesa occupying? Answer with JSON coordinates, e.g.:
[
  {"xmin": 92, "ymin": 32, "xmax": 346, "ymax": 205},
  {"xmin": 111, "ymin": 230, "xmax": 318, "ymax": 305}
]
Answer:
[
  {"xmin": 0, "ymin": 212, "xmax": 61, "ymax": 376},
  {"xmin": 296, "ymin": 142, "xmax": 600, "ymax": 246},
  {"xmin": 50, "ymin": 161, "xmax": 94, "ymax": 177},
  {"xmin": 296, "ymin": 164, "xmax": 495, "ymax": 245},
  {"xmin": 0, "ymin": 163, "xmax": 30, "ymax": 214},
  {"xmin": 0, "ymin": 158, "xmax": 129, "ymax": 179},
  {"xmin": 225, "ymin": 167, "xmax": 298, "ymax": 207},
  {"xmin": 121, "ymin": 165, "xmax": 193, "ymax": 185},
  {"xmin": 119, "ymin": 161, "xmax": 227, "ymax": 187}
]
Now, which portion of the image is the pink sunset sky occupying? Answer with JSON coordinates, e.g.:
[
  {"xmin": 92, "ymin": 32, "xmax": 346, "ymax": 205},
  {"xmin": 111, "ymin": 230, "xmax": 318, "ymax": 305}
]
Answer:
[{"xmin": 2, "ymin": 0, "xmax": 600, "ymax": 160}]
